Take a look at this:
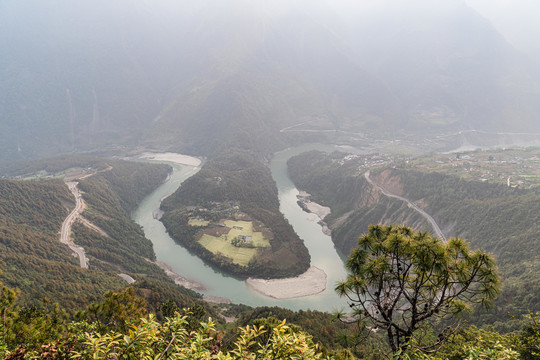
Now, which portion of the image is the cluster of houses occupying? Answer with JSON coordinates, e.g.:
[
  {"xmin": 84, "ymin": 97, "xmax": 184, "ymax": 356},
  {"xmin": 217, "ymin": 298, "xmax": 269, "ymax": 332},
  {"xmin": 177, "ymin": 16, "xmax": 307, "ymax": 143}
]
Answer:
[{"xmin": 237, "ymin": 235, "xmax": 252, "ymax": 243}]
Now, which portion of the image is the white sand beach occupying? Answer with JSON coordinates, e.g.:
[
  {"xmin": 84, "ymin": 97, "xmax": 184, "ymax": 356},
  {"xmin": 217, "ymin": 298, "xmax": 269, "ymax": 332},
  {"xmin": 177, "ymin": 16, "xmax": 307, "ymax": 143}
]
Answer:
[
  {"xmin": 139, "ymin": 152, "xmax": 202, "ymax": 167},
  {"xmin": 246, "ymin": 266, "xmax": 327, "ymax": 299}
]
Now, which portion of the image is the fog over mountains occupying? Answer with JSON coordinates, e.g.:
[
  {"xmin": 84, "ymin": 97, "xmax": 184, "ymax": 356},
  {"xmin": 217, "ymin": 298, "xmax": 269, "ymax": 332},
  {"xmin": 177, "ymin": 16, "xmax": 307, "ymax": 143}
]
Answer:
[{"xmin": 1, "ymin": 0, "xmax": 539, "ymax": 161}]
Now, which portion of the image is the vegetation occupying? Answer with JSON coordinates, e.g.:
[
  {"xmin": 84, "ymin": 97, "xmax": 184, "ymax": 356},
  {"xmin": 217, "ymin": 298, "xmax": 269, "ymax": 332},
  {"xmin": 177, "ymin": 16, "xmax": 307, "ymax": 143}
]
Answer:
[
  {"xmin": 402, "ymin": 147, "xmax": 540, "ymax": 189},
  {"xmin": 287, "ymin": 151, "xmax": 430, "ymax": 253},
  {"xmin": 1, "ymin": 265, "xmax": 540, "ymax": 359},
  {"xmin": 161, "ymin": 149, "xmax": 310, "ymax": 278},
  {"xmin": 0, "ymin": 155, "xmax": 204, "ymax": 313},
  {"xmin": 0, "ymin": 177, "xmax": 126, "ymax": 308},
  {"xmin": 288, "ymin": 150, "xmax": 540, "ymax": 331},
  {"xmin": 336, "ymin": 225, "xmax": 500, "ymax": 355},
  {"xmin": 0, "ymin": 277, "xmax": 336, "ymax": 359}
]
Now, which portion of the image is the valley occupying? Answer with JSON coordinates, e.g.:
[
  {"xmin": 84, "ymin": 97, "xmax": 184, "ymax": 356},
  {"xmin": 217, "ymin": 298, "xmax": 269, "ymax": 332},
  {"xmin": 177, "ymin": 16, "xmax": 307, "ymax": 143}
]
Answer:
[
  {"xmin": 288, "ymin": 146, "xmax": 540, "ymax": 331},
  {"xmin": 132, "ymin": 148, "xmax": 346, "ymax": 311},
  {"xmin": 1, "ymin": 0, "xmax": 540, "ymax": 357}
]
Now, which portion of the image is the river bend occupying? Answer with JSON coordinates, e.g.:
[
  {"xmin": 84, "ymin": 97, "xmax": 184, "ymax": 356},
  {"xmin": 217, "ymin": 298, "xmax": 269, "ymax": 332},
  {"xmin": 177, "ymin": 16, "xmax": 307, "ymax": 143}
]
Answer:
[{"xmin": 132, "ymin": 146, "xmax": 347, "ymax": 311}]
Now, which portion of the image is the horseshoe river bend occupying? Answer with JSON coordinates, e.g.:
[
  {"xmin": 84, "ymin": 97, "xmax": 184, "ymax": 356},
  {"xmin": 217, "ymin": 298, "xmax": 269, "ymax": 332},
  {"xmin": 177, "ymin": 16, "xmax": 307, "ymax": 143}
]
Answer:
[{"xmin": 132, "ymin": 145, "xmax": 347, "ymax": 312}]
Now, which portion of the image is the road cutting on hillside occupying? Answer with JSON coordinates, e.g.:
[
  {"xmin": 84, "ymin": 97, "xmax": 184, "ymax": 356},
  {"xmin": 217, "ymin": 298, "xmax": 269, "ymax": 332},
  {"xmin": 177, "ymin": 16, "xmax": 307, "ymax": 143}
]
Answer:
[
  {"xmin": 364, "ymin": 170, "xmax": 447, "ymax": 241},
  {"xmin": 60, "ymin": 182, "xmax": 88, "ymax": 268}
]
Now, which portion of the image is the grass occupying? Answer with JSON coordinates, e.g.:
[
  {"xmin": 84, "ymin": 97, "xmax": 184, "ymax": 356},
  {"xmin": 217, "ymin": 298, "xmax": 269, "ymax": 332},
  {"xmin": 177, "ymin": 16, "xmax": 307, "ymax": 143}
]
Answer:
[
  {"xmin": 198, "ymin": 220, "xmax": 270, "ymax": 266},
  {"xmin": 188, "ymin": 218, "xmax": 210, "ymax": 227},
  {"xmin": 199, "ymin": 234, "xmax": 257, "ymax": 266}
]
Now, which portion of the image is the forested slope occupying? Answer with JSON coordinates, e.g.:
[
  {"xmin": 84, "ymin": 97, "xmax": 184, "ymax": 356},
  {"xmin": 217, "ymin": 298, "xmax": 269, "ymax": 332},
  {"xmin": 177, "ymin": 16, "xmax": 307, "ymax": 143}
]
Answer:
[
  {"xmin": 0, "ymin": 177, "xmax": 125, "ymax": 308},
  {"xmin": 377, "ymin": 168, "xmax": 540, "ymax": 330},
  {"xmin": 0, "ymin": 156, "xmax": 202, "ymax": 311},
  {"xmin": 287, "ymin": 151, "xmax": 431, "ymax": 253},
  {"xmin": 288, "ymin": 150, "xmax": 540, "ymax": 330}
]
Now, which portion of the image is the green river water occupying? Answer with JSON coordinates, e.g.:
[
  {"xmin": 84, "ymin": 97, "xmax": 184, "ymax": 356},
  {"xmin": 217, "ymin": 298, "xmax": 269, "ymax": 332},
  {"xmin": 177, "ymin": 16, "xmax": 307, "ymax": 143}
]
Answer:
[{"xmin": 132, "ymin": 145, "xmax": 347, "ymax": 311}]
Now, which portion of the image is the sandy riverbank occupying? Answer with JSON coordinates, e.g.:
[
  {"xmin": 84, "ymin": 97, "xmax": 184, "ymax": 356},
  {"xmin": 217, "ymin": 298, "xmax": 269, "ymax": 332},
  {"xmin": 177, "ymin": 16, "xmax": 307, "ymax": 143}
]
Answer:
[
  {"xmin": 297, "ymin": 191, "xmax": 332, "ymax": 235},
  {"xmin": 297, "ymin": 191, "xmax": 331, "ymax": 219},
  {"xmin": 246, "ymin": 266, "xmax": 327, "ymax": 299},
  {"xmin": 139, "ymin": 152, "xmax": 202, "ymax": 167},
  {"xmin": 153, "ymin": 261, "xmax": 207, "ymax": 292}
]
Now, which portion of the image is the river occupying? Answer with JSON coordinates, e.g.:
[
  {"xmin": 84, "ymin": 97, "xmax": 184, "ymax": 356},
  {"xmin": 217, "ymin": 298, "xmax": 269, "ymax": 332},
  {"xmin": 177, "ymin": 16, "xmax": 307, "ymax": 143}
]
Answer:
[{"xmin": 132, "ymin": 145, "xmax": 347, "ymax": 311}]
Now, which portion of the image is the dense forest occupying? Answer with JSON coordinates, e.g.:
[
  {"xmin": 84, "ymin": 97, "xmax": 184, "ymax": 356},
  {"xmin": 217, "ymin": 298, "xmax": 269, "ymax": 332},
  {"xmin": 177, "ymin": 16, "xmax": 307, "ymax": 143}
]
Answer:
[
  {"xmin": 1, "ymin": 270, "xmax": 539, "ymax": 359},
  {"xmin": 287, "ymin": 150, "xmax": 540, "ymax": 332},
  {"xmin": 161, "ymin": 149, "xmax": 310, "ymax": 278}
]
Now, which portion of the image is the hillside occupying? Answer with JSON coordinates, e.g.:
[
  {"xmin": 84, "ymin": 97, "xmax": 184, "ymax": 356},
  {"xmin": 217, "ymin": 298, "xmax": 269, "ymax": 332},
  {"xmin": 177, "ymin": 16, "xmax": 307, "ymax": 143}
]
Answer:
[
  {"xmin": 288, "ymin": 150, "xmax": 540, "ymax": 331},
  {"xmin": 0, "ymin": 156, "xmax": 202, "ymax": 311}
]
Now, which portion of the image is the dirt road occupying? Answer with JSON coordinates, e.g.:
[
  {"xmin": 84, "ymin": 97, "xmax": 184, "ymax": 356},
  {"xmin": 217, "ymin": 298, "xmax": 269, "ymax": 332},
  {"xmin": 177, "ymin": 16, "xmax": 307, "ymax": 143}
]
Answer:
[
  {"xmin": 364, "ymin": 171, "xmax": 446, "ymax": 241},
  {"xmin": 60, "ymin": 182, "xmax": 88, "ymax": 268}
]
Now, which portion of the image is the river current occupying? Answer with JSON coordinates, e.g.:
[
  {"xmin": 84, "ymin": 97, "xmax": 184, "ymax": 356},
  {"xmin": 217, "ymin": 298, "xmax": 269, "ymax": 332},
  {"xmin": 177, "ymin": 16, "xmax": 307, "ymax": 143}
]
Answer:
[{"xmin": 132, "ymin": 145, "xmax": 347, "ymax": 311}]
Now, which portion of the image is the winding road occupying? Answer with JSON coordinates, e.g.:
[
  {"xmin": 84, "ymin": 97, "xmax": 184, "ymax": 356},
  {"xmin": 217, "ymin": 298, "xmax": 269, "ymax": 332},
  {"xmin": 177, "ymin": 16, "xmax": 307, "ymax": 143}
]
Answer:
[
  {"xmin": 364, "ymin": 171, "xmax": 447, "ymax": 241},
  {"xmin": 60, "ymin": 182, "xmax": 88, "ymax": 268}
]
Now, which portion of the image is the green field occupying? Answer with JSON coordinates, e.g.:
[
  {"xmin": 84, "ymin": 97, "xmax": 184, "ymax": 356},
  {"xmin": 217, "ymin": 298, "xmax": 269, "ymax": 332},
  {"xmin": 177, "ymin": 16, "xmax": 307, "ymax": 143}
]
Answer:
[
  {"xmin": 188, "ymin": 218, "xmax": 210, "ymax": 226},
  {"xmin": 198, "ymin": 220, "xmax": 270, "ymax": 266}
]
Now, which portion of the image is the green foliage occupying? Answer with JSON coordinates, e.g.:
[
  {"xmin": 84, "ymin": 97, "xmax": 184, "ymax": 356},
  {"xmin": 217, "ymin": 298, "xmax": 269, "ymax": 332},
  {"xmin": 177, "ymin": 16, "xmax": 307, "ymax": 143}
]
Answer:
[
  {"xmin": 519, "ymin": 312, "xmax": 540, "ymax": 359},
  {"xmin": 0, "ymin": 155, "xmax": 201, "ymax": 312},
  {"xmin": 336, "ymin": 225, "xmax": 500, "ymax": 354},
  {"xmin": 0, "ymin": 276, "xmax": 71, "ymax": 356},
  {"xmin": 462, "ymin": 343, "xmax": 520, "ymax": 360},
  {"xmin": 77, "ymin": 288, "xmax": 147, "ymax": 333},
  {"xmin": 287, "ymin": 151, "xmax": 430, "ymax": 255},
  {"xmin": 4, "ymin": 313, "xmax": 331, "ymax": 359},
  {"xmin": 0, "ymin": 270, "xmax": 18, "ymax": 357},
  {"xmin": 0, "ymin": 177, "xmax": 125, "ymax": 308},
  {"xmin": 161, "ymin": 149, "xmax": 310, "ymax": 278},
  {"xmin": 0, "ymin": 279, "xmax": 539, "ymax": 360},
  {"xmin": 385, "ymin": 169, "xmax": 540, "ymax": 328},
  {"xmin": 232, "ymin": 306, "xmax": 364, "ymax": 356},
  {"xmin": 288, "ymin": 151, "xmax": 540, "ymax": 330},
  {"xmin": 230, "ymin": 319, "xmax": 330, "ymax": 359}
]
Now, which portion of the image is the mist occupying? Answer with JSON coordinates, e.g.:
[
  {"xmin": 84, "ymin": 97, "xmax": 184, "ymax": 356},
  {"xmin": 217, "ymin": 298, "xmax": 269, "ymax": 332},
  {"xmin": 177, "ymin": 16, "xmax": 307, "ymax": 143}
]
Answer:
[{"xmin": 1, "ymin": 0, "xmax": 540, "ymax": 161}]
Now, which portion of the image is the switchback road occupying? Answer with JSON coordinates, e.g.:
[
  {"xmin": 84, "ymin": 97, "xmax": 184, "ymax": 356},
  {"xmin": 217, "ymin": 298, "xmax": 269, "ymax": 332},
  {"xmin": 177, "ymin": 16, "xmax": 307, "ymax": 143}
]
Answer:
[{"xmin": 60, "ymin": 182, "xmax": 88, "ymax": 268}]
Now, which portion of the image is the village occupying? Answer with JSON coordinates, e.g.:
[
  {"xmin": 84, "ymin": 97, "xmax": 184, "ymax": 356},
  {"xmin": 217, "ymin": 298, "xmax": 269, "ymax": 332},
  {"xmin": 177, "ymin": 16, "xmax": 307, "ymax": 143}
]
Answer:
[
  {"xmin": 185, "ymin": 202, "xmax": 273, "ymax": 266},
  {"xmin": 403, "ymin": 147, "xmax": 540, "ymax": 189},
  {"xmin": 334, "ymin": 146, "xmax": 540, "ymax": 189}
]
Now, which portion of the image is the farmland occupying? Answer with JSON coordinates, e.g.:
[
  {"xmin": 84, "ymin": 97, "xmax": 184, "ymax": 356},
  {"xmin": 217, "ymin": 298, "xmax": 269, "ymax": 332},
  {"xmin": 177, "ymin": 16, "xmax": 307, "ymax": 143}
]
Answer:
[
  {"xmin": 401, "ymin": 147, "xmax": 540, "ymax": 189},
  {"xmin": 196, "ymin": 219, "xmax": 271, "ymax": 266}
]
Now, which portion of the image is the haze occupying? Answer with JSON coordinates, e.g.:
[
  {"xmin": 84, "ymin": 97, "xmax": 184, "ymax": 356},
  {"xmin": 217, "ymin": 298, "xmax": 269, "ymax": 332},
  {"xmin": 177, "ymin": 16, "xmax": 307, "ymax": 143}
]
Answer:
[{"xmin": 1, "ymin": 0, "xmax": 540, "ymax": 161}]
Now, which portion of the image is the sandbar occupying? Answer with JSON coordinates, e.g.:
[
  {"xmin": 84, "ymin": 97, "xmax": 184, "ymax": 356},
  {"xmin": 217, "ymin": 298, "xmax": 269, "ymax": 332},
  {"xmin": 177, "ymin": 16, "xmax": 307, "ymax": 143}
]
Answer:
[
  {"xmin": 246, "ymin": 266, "xmax": 327, "ymax": 299},
  {"xmin": 139, "ymin": 152, "xmax": 202, "ymax": 167},
  {"xmin": 297, "ymin": 191, "xmax": 331, "ymax": 219}
]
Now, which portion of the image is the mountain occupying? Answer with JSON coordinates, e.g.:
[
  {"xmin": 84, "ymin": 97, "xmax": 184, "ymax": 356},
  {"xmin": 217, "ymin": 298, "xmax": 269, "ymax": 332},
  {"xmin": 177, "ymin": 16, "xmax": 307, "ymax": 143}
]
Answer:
[
  {"xmin": 2, "ymin": 0, "xmax": 539, "ymax": 162},
  {"xmin": 340, "ymin": 0, "xmax": 540, "ymax": 131}
]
